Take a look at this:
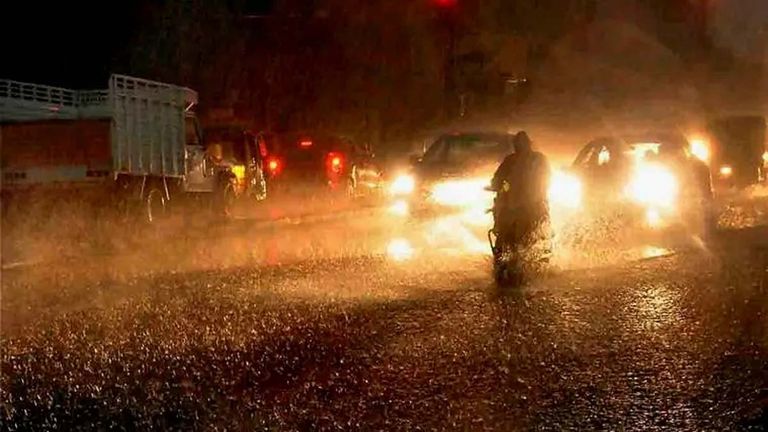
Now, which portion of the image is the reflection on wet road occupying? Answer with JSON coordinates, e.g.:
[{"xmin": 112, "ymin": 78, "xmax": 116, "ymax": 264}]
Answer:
[{"xmin": 1, "ymin": 202, "xmax": 767, "ymax": 430}]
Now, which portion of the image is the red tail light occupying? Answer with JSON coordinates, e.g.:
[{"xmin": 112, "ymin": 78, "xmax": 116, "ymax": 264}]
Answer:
[
  {"xmin": 267, "ymin": 157, "xmax": 281, "ymax": 175},
  {"xmin": 326, "ymin": 152, "xmax": 344, "ymax": 174}
]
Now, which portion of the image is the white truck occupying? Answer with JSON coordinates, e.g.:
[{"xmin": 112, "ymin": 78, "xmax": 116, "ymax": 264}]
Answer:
[{"xmin": 0, "ymin": 74, "xmax": 236, "ymax": 222}]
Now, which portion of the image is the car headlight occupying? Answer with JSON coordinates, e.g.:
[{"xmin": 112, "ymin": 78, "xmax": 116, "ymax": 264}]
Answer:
[
  {"xmin": 719, "ymin": 165, "xmax": 733, "ymax": 178},
  {"xmin": 548, "ymin": 170, "xmax": 582, "ymax": 209},
  {"xmin": 689, "ymin": 138, "xmax": 709, "ymax": 163},
  {"xmin": 626, "ymin": 163, "xmax": 678, "ymax": 208},
  {"xmin": 389, "ymin": 174, "xmax": 415, "ymax": 195},
  {"xmin": 430, "ymin": 179, "xmax": 492, "ymax": 208},
  {"xmin": 388, "ymin": 199, "xmax": 409, "ymax": 216}
]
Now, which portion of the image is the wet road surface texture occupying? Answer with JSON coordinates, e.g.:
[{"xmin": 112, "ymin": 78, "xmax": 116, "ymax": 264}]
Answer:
[{"xmin": 2, "ymin": 203, "xmax": 768, "ymax": 430}]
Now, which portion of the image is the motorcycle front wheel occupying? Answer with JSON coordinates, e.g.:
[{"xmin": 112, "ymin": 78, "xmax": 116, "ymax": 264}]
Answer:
[{"xmin": 492, "ymin": 236, "xmax": 524, "ymax": 286}]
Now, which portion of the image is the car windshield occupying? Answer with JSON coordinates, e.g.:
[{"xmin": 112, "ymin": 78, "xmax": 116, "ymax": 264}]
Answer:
[
  {"xmin": 575, "ymin": 135, "xmax": 690, "ymax": 170},
  {"xmin": 622, "ymin": 134, "xmax": 688, "ymax": 161},
  {"xmin": 422, "ymin": 134, "xmax": 510, "ymax": 165}
]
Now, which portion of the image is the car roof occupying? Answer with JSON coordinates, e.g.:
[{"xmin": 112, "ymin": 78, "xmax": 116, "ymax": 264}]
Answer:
[
  {"xmin": 588, "ymin": 132, "xmax": 687, "ymax": 149},
  {"xmin": 439, "ymin": 132, "xmax": 512, "ymax": 140}
]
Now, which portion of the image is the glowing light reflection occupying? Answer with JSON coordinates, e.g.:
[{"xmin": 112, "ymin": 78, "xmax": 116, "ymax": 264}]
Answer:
[
  {"xmin": 389, "ymin": 200, "xmax": 409, "ymax": 217},
  {"xmin": 689, "ymin": 139, "xmax": 709, "ymax": 163},
  {"xmin": 387, "ymin": 238, "xmax": 414, "ymax": 261},
  {"xmin": 430, "ymin": 178, "xmax": 493, "ymax": 208}
]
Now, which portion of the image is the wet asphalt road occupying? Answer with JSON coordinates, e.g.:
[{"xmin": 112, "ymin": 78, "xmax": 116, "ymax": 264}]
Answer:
[{"xmin": 2, "ymin": 205, "xmax": 768, "ymax": 430}]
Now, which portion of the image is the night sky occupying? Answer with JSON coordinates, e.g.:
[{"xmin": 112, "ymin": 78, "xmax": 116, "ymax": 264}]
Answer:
[
  {"xmin": 1, "ymin": 0, "xmax": 765, "ymax": 88},
  {"xmin": 711, "ymin": 0, "xmax": 768, "ymax": 63},
  {"xmin": 1, "ymin": 0, "xmax": 274, "ymax": 88},
  {"xmin": 1, "ymin": 1, "xmax": 142, "ymax": 87}
]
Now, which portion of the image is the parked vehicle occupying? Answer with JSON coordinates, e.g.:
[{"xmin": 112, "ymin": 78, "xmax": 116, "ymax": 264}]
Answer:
[{"xmin": 0, "ymin": 74, "xmax": 234, "ymax": 222}]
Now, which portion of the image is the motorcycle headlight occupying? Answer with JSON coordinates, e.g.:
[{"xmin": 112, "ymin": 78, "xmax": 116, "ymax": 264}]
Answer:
[
  {"xmin": 548, "ymin": 170, "xmax": 582, "ymax": 209},
  {"xmin": 626, "ymin": 163, "xmax": 678, "ymax": 208},
  {"xmin": 389, "ymin": 174, "xmax": 415, "ymax": 195}
]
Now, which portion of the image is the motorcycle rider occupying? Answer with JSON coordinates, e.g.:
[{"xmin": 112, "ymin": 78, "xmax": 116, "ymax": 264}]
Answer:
[{"xmin": 490, "ymin": 131, "xmax": 551, "ymax": 257}]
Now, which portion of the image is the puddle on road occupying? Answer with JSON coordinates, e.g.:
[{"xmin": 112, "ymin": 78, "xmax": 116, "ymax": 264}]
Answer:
[
  {"xmin": 639, "ymin": 245, "xmax": 674, "ymax": 260},
  {"xmin": 382, "ymin": 209, "xmax": 676, "ymax": 271}
]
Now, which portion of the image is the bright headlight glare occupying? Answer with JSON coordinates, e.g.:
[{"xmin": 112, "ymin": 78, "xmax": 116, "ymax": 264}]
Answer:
[
  {"xmin": 390, "ymin": 174, "xmax": 415, "ymax": 195},
  {"xmin": 689, "ymin": 139, "xmax": 709, "ymax": 163},
  {"xmin": 548, "ymin": 170, "xmax": 582, "ymax": 209},
  {"xmin": 626, "ymin": 163, "xmax": 678, "ymax": 208},
  {"xmin": 430, "ymin": 178, "xmax": 492, "ymax": 208},
  {"xmin": 719, "ymin": 165, "xmax": 733, "ymax": 177},
  {"xmin": 389, "ymin": 199, "xmax": 409, "ymax": 216}
]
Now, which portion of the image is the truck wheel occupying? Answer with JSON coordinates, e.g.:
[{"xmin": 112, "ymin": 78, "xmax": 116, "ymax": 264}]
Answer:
[{"xmin": 145, "ymin": 187, "xmax": 166, "ymax": 223}]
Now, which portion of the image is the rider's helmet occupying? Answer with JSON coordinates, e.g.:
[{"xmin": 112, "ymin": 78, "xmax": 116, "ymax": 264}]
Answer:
[{"xmin": 513, "ymin": 131, "xmax": 532, "ymax": 154}]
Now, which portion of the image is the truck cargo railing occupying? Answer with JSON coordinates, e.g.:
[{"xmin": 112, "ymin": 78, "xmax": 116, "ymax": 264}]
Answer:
[
  {"xmin": 108, "ymin": 75, "xmax": 197, "ymax": 177},
  {"xmin": 0, "ymin": 80, "xmax": 113, "ymax": 121},
  {"xmin": 77, "ymin": 90, "xmax": 109, "ymax": 106},
  {"xmin": 0, "ymin": 79, "xmax": 81, "ymax": 120},
  {"xmin": 110, "ymin": 75, "xmax": 198, "ymax": 109},
  {"xmin": 0, "ymin": 75, "xmax": 197, "ymax": 122},
  {"xmin": 0, "ymin": 79, "xmax": 77, "ymax": 106},
  {"xmin": 1, "ymin": 74, "xmax": 198, "ymax": 178}
]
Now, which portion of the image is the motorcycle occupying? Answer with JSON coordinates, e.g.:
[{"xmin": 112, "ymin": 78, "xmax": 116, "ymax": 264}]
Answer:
[{"xmin": 487, "ymin": 186, "xmax": 552, "ymax": 286}]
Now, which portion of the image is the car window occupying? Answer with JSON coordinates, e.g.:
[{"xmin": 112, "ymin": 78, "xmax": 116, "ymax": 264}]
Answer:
[
  {"xmin": 185, "ymin": 117, "xmax": 201, "ymax": 146},
  {"xmin": 627, "ymin": 142, "xmax": 661, "ymax": 161},
  {"xmin": 422, "ymin": 138, "xmax": 448, "ymax": 164},
  {"xmin": 423, "ymin": 135, "xmax": 510, "ymax": 164},
  {"xmin": 573, "ymin": 143, "xmax": 598, "ymax": 168}
]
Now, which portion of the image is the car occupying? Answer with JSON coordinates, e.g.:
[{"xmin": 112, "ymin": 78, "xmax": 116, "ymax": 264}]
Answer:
[
  {"xmin": 388, "ymin": 132, "xmax": 514, "ymax": 216},
  {"xmin": 260, "ymin": 132, "xmax": 382, "ymax": 197},
  {"xmin": 567, "ymin": 132, "xmax": 714, "ymax": 232}
]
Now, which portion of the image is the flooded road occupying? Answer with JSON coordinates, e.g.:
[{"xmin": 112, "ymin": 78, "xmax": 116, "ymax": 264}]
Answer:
[{"xmin": 2, "ymin": 203, "xmax": 767, "ymax": 430}]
